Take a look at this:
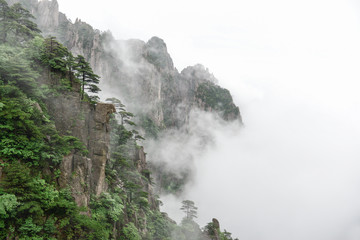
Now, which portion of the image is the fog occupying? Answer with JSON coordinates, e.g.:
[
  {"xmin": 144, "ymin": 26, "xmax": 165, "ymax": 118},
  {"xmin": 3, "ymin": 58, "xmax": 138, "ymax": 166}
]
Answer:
[
  {"xmin": 159, "ymin": 74, "xmax": 360, "ymax": 239},
  {"xmin": 56, "ymin": 0, "xmax": 360, "ymax": 239},
  {"xmin": 185, "ymin": 82, "xmax": 360, "ymax": 239}
]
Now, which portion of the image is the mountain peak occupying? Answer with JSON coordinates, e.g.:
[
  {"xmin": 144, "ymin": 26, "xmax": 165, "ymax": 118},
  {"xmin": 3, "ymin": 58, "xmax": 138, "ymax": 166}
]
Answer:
[
  {"xmin": 181, "ymin": 64, "xmax": 218, "ymax": 84},
  {"xmin": 144, "ymin": 36, "xmax": 174, "ymax": 70}
]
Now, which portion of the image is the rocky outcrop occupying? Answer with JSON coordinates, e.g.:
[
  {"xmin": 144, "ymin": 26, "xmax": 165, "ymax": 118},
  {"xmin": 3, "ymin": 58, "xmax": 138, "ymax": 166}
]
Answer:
[
  {"xmin": 36, "ymin": 0, "xmax": 59, "ymax": 33},
  {"xmin": 104, "ymin": 37, "xmax": 242, "ymax": 130},
  {"xmin": 135, "ymin": 146, "xmax": 147, "ymax": 173},
  {"xmin": 134, "ymin": 146, "xmax": 158, "ymax": 208},
  {"xmin": 60, "ymin": 154, "xmax": 92, "ymax": 207},
  {"xmin": 143, "ymin": 36, "xmax": 174, "ymax": 71},
  {"xmin": 90, "ymin": 103, "xmax": 115, "ymax": 196},
  {"xmin": 181, "ymin": 64, "xmax": 218, "ymax": 84},
  {"xmin": 46, "ymin": 89, "xmax": 115, "ymax": 206},
  {"xmin": 212, "ymin": 218, "xmax": 221, "ymax": 240}
]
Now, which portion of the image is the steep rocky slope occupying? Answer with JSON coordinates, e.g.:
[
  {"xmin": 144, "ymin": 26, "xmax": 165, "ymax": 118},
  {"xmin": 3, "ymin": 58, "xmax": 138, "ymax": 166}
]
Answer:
[
  {"xmin": 7, "ymin": 0, "xmax": 242, "ymax": 194},
  {"xmin": 7, "ymin": 0, "xmax": 241, "ymax": 127},
  {"xmin": 46, "ymin": 90, "xmax": 116, "ymax": 207}
]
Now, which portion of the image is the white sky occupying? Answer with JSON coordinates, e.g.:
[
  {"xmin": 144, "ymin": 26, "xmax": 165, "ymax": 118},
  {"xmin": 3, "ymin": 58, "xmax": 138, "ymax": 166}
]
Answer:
[{"xmin": 56, "ymin": 0, "xmax": 360, "ymax": 239}]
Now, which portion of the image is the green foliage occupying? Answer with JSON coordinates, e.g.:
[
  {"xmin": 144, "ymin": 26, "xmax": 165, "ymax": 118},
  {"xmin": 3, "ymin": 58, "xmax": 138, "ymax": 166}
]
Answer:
[
  {"xmin": 41, "ymin": 37, "xmax": 72, "ymax": 74},
  {"xmin": 220, "ymin": 230, "xmax": 238, "ymax": 240},
  {"xmin": 91, "ymin": 192, "xmax": 124, "ymax": 223},
  {"xmin": 0, "ymin": 33, "xmax": 87, "ymax": 168},
  {"xmin": 0, "ymin": 162, "xmax": 111, "ymax": 239},
  {"xmin": 139, "ymin": 116, "xmax": 160, "ymax": 139},
  {"xmin": 0, "ymin": 0, "xmax": 40, "ymax": 45},
  {"xmin": 25, "ymin": 36, "xmax": 45, "ymax": 63},
  {"xmin": 0, "ymin": 193, "xmax": 18, "ymax": 238},
  {"xmin": 33, "ymin": 36, "xmax": 101, "ymax": 100},
  {"xmin": 74, "ymin": 55, "xmax": 100, "ymax": 99},
  {"xmin": 121, "ymin": 223, "xmax": 141, "ymax": 240},
  {"xmin": 146, "ymin": 211, "xmax": 174, "ymax": 240},
  {"xmin": 106, "ymin": 113, "xmax": 178, "ymax": 239},
  {"xmin": 0, "ymin": 85, "xmax": 86, "ymax": 166},
  {"xmin": 178, "ymin": 218, "xmax": 204, "ymax": 240},
  {"xmin": 153, "ymin": 166, "xmax": 189, "ymax": 194},
  {"xmin": 203, "ymin": 221, "xmax": 238, "ymax": 240},
  {"xmin": 0, "ymin": 16, "xmax": 105, "ymax": 238},
  {"xmin": 195, "ymin": 82, "xmax": 240, "ymax": 120},
  {"xmin": 181, "ymin": 200, "xmax": 198, "ymax": 220},
  {"xmin": 203, "ymin": 222, "xmax": 217, "ymax": 238},
  {"xmin": 18, "ymin": 217, "xmax": 42, "ymax": 239},
  {"xmin": 38, "ymin": 37, "xmax": 94, "ymax": 96},
  {"xmin": 0, "ymin": 44, "xmax": 39, "ymax": 97},
  {"xmin": 106, "ymin": 98, "xmax": 136, "ymax": 127}
]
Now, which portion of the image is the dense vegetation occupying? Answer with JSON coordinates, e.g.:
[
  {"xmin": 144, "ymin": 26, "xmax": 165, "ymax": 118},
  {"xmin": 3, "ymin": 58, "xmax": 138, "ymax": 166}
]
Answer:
[
  {"xmin": 0, "ymin": 1, "xmax": 107, "ymax": 238},
  {"xmin": 195, "ymin": 82, "xmax": 240, "ymax": 121}
]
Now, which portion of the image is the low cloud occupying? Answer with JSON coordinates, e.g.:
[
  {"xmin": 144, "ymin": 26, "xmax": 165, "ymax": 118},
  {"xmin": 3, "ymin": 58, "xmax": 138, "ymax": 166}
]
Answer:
[{"xmin": 161, "ymin": 77, "xmax": 360, "ymax": 240}]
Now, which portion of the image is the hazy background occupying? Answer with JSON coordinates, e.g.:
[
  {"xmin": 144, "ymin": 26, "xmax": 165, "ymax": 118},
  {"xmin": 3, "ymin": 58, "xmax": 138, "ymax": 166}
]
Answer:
[{"xmin": 56, "ymin": 0, "xmax": 360, "ymax": 239}]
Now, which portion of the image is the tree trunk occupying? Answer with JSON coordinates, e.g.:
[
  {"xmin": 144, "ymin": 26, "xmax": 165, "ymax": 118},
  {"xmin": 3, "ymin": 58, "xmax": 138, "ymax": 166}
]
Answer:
[{"xmin": 82, "ymin": 72, "xmax": 85, "ymax": 100}]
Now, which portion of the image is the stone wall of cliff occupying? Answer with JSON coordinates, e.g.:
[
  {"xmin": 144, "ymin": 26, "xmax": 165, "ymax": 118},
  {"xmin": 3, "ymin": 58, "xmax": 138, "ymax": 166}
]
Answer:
[{"xmin": 42, "ymin": 73, "xmax": 115, "ymax": 206}]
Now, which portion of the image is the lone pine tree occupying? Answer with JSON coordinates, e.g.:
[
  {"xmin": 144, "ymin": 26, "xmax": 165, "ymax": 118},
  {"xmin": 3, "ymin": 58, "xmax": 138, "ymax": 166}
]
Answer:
[
  {"xmin": 181, "ymin": 200, "xmax": 198, "ymax": 220},
  {"xmin": 74, "ymin": 55, "xmax": 100, "ymax": 99}
]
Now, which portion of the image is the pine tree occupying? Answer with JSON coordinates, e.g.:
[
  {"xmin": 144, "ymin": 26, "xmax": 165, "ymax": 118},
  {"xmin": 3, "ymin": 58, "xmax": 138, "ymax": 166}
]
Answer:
[
  {"xmin": 180, "ymin": 200, "xmax": 198, "ymax": 220},
  {"xmin": 42, "ymin": 37, "xmax": 70, "ymax": 72},
  {"xmin": 64, "ymin": 51, "xmax": 76, "ymax": 86},
  {"xmin": 0, "ymin": 0, "xmax": 40, "ymax": 44},
  {"xmin": 0, "ymin": 0, "xmax": 13, "ymax": 43},
  {"xmin": 74, "ymin": 55, "xmax": 100, "ymax": 100},
  {"xmin": 11, "ymin": 3, "xmax": 40, "ymax": 41},
  {"xmin": 106, "ymin": 98, "xmax": 135, "ymax": 125},
  {"xmin": 40, "ymin": 37, "xmax": 73, "ymax": 86}
]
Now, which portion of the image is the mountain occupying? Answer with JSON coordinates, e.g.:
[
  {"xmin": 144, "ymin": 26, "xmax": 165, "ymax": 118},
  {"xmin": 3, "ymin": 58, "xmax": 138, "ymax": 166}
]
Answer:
[
  {"xmin": 0, "ymin": 0, "xmax": 241, "ymax": 239},
  {"xmin": 12, "ymin": 0, "xmax": 242, "ymax": 194}
]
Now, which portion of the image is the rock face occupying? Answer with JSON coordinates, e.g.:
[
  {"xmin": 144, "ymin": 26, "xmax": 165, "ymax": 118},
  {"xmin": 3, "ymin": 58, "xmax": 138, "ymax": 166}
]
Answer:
[
  {"xmin": 135, "ymin": 146, "xmax": 158, "ymax": 208},
  {"xmin": 36, "ymin": 0, "xmax": 59, "ymax": 32},
  {"xmin": 144, "ymin": 36, "xmax": 174, "ymax": 71},
  {"xmin": 45, "ymin": 85, "xmax": 115, "ymax": 206},
  {"xmin": 90, "ymin": 103, "xmax": 116, "ymax": 196},
  {"xmin": 7, "ymin": 0, "xmax": 59, "ymax": 34},
  {"xmin": 212, "ymin": 218, "xmax": 221, "ymax": 240}
]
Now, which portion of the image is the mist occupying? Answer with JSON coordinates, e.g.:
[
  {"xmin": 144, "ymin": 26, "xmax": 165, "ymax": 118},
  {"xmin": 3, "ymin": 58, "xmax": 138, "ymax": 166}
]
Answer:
[
  {"xmin": 184, "ymin": 80, "xmax": 360, "ymax": 239},
  {"xmin": 158, "ymin": 74, "xmax": 360, "ymax": 240},
  {"xmin": 55, "ymin": 0, "xmax": 360, "ymax": 239}
]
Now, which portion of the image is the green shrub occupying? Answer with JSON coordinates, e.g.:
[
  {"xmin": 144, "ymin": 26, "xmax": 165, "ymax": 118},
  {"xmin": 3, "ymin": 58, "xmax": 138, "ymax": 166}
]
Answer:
[{"xmin": 121, "ymin": 223, "xmax": 141, "ymax": 240}]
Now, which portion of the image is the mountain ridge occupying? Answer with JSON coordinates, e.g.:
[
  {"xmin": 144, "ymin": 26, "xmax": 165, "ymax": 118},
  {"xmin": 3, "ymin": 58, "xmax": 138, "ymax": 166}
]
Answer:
[{"xmin": 0, "ymin": 0, "xmax": 241, "ymax": 239}]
